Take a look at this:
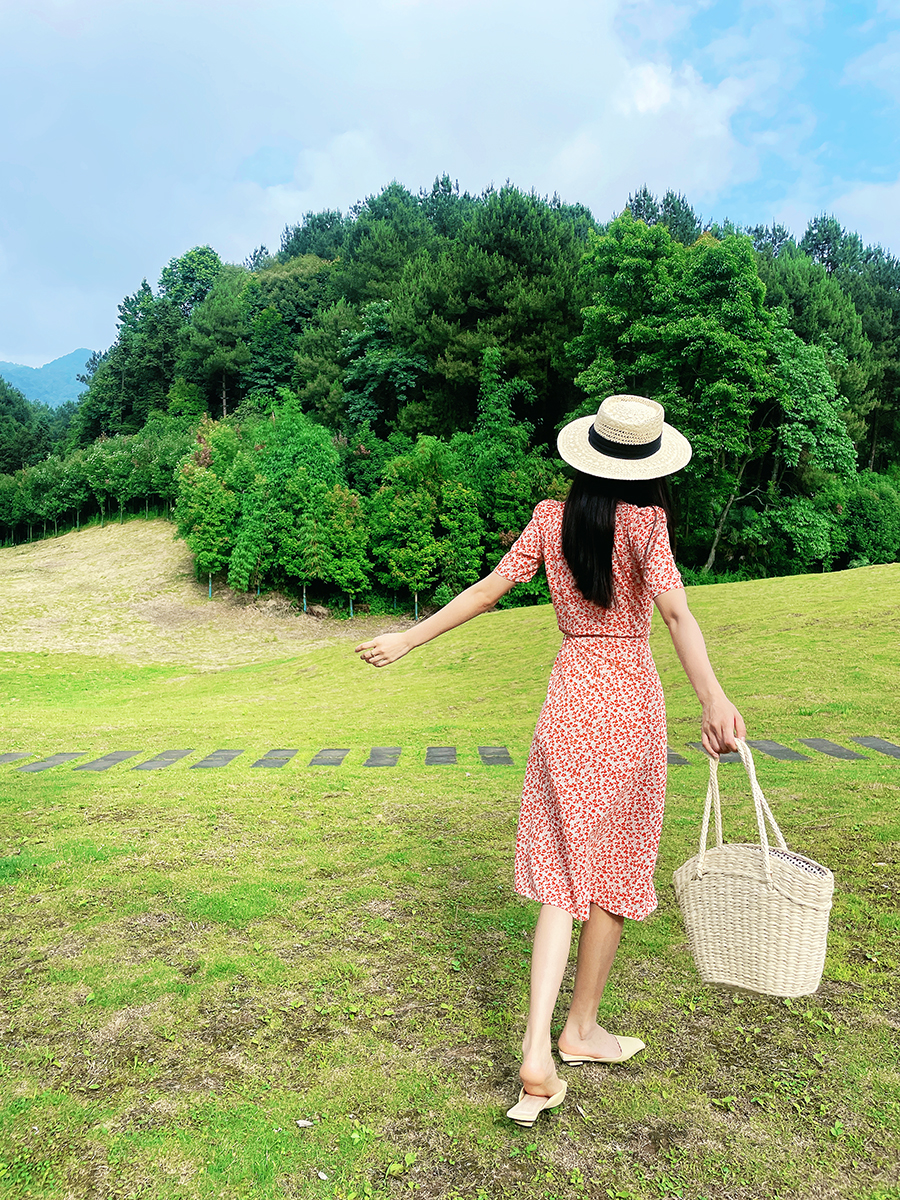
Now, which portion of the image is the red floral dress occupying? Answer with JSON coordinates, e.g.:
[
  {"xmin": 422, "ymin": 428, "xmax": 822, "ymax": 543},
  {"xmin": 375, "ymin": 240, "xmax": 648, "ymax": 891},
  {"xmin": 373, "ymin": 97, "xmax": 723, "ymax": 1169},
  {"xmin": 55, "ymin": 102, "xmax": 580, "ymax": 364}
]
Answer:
[{"xmin": 495, "ymin": 500, "xmax": 683, "ymax": 921}]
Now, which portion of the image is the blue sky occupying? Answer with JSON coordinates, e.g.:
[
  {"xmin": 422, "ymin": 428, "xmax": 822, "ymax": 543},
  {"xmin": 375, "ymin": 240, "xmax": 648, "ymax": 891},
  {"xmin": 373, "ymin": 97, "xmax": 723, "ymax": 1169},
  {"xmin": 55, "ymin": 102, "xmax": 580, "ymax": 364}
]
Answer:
[{"xmin": 1, "ymin": 0, "xmax": 899, "ymax": 366}]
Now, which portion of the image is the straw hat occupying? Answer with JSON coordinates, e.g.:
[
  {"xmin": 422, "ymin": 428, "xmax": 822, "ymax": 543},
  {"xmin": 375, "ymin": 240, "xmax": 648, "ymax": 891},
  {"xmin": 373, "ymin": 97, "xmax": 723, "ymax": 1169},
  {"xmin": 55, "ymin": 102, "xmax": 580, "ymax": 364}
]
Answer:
[{"xmin": 557, "ymin": 394, "xmax": 692, "ymax": 480}]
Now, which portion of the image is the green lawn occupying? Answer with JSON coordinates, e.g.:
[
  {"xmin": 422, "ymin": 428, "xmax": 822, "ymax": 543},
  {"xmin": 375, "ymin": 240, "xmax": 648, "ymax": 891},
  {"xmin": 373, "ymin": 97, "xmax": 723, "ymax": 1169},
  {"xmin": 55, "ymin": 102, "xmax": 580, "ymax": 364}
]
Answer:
[{"xmin": 0, "ymin": 563, "xmax": 898, "ymax": 1200}]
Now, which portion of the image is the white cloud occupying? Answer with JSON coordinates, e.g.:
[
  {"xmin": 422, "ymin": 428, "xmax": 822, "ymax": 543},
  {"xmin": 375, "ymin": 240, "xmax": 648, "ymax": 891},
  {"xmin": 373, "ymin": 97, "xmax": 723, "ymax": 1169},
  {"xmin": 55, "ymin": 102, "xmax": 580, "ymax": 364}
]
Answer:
[
  {"xmin": 2, "ymin": 0, "xmax": 896, "ymax": 360},
  {"xmin": 829, "ymin": 175, "xmax": 900, "ymax": 251},
  {"xmin": 843, "ymin": 30, "xmax": 900, "ymax": 101}
]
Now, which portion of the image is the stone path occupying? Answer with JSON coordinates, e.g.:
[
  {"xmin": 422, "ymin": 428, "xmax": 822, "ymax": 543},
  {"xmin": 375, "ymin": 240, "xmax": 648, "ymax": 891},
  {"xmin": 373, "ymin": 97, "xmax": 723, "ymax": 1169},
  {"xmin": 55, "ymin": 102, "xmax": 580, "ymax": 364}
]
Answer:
[
  {"xmin": 75, "ymin": 751, "xmax": 141, "ymax": 772},
  {"xmin": 852, "ymin": 736, "xmax": 900, "ymax": 758},
  {"xmin": 363, "ymin": 747, "xmax": 402, "ymax": 767},
  {"xmin": 190, "ymin": 749, "xmax": 245, "ymax": 769},
  {"xmin": 308, "ymin": 748, "xmax": 350, "ymax": 766},
  {"xmin": 17, "ymin": 753, "xmax": 87, "ymax": 773},
  {"xmin": 424, "ymin": 746, "xmax": 456, "ymax": 765},
  {"xmin": 251, "ymin": 749, "xmax": 299, "ymax": 769},
  {"xmin": 4, "ymin": 738, "xmax": 899, "ymax": 772},
  {"xmin": 133, "ymin": 750, "xmax": 194, "ymax": 771},
  {"xmin": 799, "ymin": 738, "xmax": 867, "ymax": 760}
]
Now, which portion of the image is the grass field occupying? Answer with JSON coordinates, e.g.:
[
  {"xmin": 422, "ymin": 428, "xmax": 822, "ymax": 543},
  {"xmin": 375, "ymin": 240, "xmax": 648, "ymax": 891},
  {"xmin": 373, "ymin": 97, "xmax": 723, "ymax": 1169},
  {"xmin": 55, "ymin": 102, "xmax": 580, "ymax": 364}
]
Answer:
[{"xmin": 0, "ymin": 523, "xmax": 898, "ymax": 1200}]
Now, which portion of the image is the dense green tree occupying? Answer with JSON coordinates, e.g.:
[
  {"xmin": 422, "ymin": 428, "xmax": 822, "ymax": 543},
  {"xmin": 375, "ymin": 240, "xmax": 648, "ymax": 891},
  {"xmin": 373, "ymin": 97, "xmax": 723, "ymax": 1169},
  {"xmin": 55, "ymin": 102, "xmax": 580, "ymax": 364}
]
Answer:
[
  {"xmin": 72, "ymin": 284, "xmax": 184, "ymax": 442},
  {"xmin": 439, "ymin": 479, "xmax": 485, "ymax": 592},
  {"xmin": 757, "ymin": 244, "xmax": 875, "ymax": 440},
  {"xmin": 243, "ymin": 306, "xmax": 296, "ymax": 395},
  {"xmin": 292, "ymin": 299, "xmax": 359, "ymax": 425},
  {"xmin": 625, "ymin": 185, "xmax": 701, "ymax": 244},
  {"xmin": 842, "ymin": 471, "xmax": 900, "ymax": 563},
  {"xmin": 4, "ymin": 177, "xmax": 898, "ymax": 583},
  {"xmin": 626, "ymin": 185, "xmax": 660, "ymax": 225},
  {"xmin": 659, "ymin": 190, "xmax": 702, "ymax": 244},
  {"xmin": 451, "ymin": 348, "xmax": 562, "ymax": 559},
  {"xmin": 370, "ymin": 484, "xmax": 440, "ymax": 618},
  {"xmin": 0, "ymin": 378, "xmax": 52, "ymax": 471},
  {"xmin": 30, "ymin": 455, "xmax": 67, "ymax": 535},
  {"xmin": 227, "ymin": 476, "xmax": 275, "ymax": 594},
  {"xmin": 341, "ymin": 301, "xmax": 427, "ymax": 432},
  {"xmin": 59, "ymin": 449, "xmax": 92, "ymax": 529},
  {"xmin": 570, "ymin": 216, "xmax": 776, "ymax": 568},
  {"xmin": 389, "ymin": 187, "xmax": 592, "ymax": 437},
  {"xmin": 247, "ymin": 255, "xmax": 332, "ymax": 333},
  {"xmin": 280, "ymin": 210, "xmax": 348, "ymax": 261},
  {"xmin": 277, "ymin": 477, "xmax": 334, "ymax": 610},
  {"xmin": 158, "ymin": 246, "xmax": 223, "ymax": 317},
  {"xmin": 323, "ymin": 484, "xmax": 370, "ymax": 614},
  {"xmin": 331, "ymin": 183, "xmax": 437, "ymax": 305},
  {"xmin": 830, "ymin": 246, "xmax": 900, "ymax": 471},
  {"xmin": 418, "ymin": 175, "xmax": 478, "ymax": 239},
  {"xmin": 746, "ymin": 223, "xmax": 793, "ymax": 258},
  {"xmin": 174, "ymin": 460, "xmax": 239, "ymax": 586},
  {"xmin": 176, "ymin": 266, "xmax": 250, "ymax": 416},
  {"xmin": 770, "ymin": 312, "xmax": 857, "ymax": 479},
  {"xmin": 799, "ymin": 215, "xmax": 863, "ymax": 277}
]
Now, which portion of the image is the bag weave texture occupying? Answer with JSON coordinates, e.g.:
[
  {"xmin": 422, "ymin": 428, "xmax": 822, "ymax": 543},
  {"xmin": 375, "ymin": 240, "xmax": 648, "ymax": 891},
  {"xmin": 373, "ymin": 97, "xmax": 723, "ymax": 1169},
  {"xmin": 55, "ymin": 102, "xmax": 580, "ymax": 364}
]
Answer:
[{"xmin": 673, "ymin": 739, "xmax": 833, "ymax": 997}]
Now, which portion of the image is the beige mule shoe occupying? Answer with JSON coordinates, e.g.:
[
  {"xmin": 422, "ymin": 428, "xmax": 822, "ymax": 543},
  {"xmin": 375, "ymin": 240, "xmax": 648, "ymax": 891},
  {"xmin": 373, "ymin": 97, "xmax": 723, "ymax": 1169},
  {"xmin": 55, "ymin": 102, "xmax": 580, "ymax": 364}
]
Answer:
[
  {"xmin": 558, "ymin": 1035, "xmax": 644, "ymax": 1065},
  {"xmin": 505, "ymin": 1081, "xmax": 568, "ymax": 1128}
]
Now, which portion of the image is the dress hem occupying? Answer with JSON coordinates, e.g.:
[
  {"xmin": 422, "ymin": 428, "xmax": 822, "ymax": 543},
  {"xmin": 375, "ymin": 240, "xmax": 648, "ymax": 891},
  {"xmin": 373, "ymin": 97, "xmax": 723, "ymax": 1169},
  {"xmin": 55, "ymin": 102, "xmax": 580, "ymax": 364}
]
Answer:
[{"xmin": 513, "ymin": 884, "xmax": 658, "ymax": 924}]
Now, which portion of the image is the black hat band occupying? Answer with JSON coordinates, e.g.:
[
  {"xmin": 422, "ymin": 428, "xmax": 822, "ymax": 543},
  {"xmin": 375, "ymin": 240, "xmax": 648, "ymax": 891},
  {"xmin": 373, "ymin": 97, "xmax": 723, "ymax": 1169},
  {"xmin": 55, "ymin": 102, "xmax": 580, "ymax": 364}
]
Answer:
[{"xmin": 588, "ymin": 425, "xmax": 663, "ymax": 460}]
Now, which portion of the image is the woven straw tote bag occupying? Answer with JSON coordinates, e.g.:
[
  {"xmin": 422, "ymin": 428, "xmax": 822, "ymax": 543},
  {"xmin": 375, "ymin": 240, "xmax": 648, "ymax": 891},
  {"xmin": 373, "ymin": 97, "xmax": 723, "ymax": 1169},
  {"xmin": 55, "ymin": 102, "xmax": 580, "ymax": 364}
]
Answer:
[{"xmin": 673, "ymin": 739, "xmax": 834, "ymax": 997}]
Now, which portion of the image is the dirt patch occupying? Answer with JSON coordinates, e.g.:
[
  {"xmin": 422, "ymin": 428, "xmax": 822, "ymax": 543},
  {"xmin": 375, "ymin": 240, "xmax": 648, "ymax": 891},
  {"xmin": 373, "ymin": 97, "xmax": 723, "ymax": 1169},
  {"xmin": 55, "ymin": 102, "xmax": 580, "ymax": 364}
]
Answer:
[{"xmin": 0, "ymin": 520, "xmax": 410, "ymax": 666}]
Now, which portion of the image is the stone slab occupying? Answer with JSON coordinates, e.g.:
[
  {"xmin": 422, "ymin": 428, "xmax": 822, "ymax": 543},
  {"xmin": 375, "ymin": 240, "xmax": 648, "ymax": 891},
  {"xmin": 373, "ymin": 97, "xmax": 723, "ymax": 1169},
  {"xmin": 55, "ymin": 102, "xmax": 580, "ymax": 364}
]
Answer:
[
  {"xmin": 425, "ymin": 746, "xmax": 457, "ymax": 765},
  {"xmin": 666, "ymin": 747, "xmax": 690, "ymax": 765},
  {"xmin": 799, "ymin": 738, "xmax": 866, "ymax": 760},
  {"xmin": 190, "ymin": 750, "xmax": 244, "ymax": 769},
  {"xmin": 134, "ymin": 750, "xmax": 195, "ymax": 770},
  {"xmin": 75, "ymin": 751, "xmax": 142, "ymax": 772},
  {"xmin": 0, "ymin": 752, "xmax": 33, "ymax": 765},
  {"xmin": 746, "ymin": 739, "xmax": 810, "ymax": 762},
  {"xmin": 689, "ymin": 742, "xmax": 741, "ymax": 763},
  {"xmin": 851, "ymin": 736, "xmax": 900, "ymax": 759},
  {"xmin": 309, "ymin": 748, "xmax": 350, "ymax": 766},
  {"xmin": 478, "ymin": 746, "xmax": 514, "ymax": 765},
  {"xmin": 18, "ymin": 753, "xmax": 86, "ymax": 773},
  {"xmin": 363, "ymin": 747, "xmax": 401, "ymax": 767},
  {"xmin": 251, "ymin": 749, "xmax": 299, "ymax": 768}
]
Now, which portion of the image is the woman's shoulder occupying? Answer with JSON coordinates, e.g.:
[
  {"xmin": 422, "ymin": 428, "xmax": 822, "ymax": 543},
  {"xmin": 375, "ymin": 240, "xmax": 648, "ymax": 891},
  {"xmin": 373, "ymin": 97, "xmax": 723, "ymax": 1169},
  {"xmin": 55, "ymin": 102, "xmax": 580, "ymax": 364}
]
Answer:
[
  {"xmin": 617, "ymin": 501, "xmax": 666, "ymax": 529},
  {"xmin": 532, "ymin": 498, "xmax": 564, "ymax": 522}
]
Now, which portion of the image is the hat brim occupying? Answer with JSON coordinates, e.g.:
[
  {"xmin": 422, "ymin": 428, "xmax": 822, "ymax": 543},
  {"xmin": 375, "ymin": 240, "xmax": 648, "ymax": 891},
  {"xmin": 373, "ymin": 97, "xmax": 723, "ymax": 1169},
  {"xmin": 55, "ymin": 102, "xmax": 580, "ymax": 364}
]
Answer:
[{"xmin": 557, "ymin": 415, "xmax": 692, "ymax": 480}]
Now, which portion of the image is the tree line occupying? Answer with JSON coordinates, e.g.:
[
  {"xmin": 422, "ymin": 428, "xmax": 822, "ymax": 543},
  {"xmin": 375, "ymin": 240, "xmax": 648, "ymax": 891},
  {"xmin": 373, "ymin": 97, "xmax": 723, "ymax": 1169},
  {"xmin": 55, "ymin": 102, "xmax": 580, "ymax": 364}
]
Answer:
[{"xmin": 1, "ymin": 177, "xmax": 898, "ymax": 611}]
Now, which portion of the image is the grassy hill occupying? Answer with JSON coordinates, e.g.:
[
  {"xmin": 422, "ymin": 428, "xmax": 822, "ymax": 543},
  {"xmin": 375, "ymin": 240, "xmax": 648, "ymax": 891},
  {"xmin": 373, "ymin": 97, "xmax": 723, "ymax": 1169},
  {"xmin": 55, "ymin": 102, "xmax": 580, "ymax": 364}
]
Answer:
[
  {"xmin": 0, "ymin": 520, "xmax": 897, "ymax": 1200},
  {"xmin": 1, "ymin": 518, "xmax": 897, "ymax": 756}
]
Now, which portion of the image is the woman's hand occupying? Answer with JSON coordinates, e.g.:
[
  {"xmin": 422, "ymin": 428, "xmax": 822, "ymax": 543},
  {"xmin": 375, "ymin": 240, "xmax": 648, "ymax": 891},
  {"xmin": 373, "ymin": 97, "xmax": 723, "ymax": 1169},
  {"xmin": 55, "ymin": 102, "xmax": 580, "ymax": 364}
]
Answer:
[
  {"xmin": 355, "ymin": 631, "xmax": 414, "ymax": 668},
  {"xmin": 701, "ymin": 695, "xmax": 747, "ymax": 758},
  {"xmin": 354, "ymin": 572, "xmax": 517, "ymax": 669}
]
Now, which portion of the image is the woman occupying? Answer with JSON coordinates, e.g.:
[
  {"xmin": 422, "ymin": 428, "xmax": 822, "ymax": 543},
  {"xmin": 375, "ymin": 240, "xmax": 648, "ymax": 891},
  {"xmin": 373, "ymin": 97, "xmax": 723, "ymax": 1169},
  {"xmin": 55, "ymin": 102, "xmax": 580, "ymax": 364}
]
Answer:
[{"xmin": 355, "ymin": 395, "xmax": 745, "ymax": 1127}]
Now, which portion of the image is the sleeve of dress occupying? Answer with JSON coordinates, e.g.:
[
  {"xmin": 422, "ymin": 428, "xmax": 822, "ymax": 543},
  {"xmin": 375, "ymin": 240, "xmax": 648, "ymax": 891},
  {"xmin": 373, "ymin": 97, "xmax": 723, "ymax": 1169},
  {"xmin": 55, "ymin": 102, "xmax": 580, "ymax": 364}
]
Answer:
[
  {"xmin": 632, "ymin": 506, "xmax": 683, "ymax": 597},
  {"xmin": 494, "ymin": 503, "xmax": 546, "ymax": 583}
]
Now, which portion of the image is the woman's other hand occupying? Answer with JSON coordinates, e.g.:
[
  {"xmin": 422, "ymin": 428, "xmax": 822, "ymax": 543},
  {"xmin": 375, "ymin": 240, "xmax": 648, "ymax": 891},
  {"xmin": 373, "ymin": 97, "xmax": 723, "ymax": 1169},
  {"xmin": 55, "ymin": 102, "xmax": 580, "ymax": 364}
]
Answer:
[
  {"xmin": 654, "ymin": 587, "xmax": 747, "ymax": 759},
  {"xmin": 701, "ymin": 696, "xmax": 747, "ymax": 758},
  {"xmin": 355, "ymin": 631, "xmax": 413, "ymax": 668}
]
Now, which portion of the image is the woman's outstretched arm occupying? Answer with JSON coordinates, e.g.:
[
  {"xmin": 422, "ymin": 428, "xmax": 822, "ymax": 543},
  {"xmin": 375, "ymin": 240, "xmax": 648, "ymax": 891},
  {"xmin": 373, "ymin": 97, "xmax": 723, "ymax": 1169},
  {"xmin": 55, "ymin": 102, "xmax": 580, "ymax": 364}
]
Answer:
[
  {"xmin": 654, "ymin": 586, "xmax": 746, "ymax": 757},
  {"xmin": 355, "ymin": 571, "xmax": 517, "ymax": 667}
]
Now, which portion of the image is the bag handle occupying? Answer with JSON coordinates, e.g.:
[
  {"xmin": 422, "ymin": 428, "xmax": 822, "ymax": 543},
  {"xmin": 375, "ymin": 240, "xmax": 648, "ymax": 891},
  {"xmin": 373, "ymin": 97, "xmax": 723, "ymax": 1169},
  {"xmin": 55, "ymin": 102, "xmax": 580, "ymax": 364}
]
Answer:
[{"xmin": 695, "ymin": 738, "xmax": 788, "ymax": 886}]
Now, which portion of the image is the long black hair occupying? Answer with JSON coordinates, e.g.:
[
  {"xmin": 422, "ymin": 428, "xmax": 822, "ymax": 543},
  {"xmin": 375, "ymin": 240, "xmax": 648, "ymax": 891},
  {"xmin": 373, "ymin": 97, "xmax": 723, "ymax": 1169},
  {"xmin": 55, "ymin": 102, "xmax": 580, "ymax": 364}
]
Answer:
[{"xmin": 560, "ymin": 472, "xmax": 676, "ymax": 608}]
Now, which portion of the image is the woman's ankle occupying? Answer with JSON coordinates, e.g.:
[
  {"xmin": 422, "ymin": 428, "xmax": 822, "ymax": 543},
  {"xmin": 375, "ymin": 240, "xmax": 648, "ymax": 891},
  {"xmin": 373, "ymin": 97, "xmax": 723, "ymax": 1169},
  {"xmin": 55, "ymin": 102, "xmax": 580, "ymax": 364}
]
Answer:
[{"xmin": 560, "ymin": 1016, "xmax": 599, "ymax": 1044}]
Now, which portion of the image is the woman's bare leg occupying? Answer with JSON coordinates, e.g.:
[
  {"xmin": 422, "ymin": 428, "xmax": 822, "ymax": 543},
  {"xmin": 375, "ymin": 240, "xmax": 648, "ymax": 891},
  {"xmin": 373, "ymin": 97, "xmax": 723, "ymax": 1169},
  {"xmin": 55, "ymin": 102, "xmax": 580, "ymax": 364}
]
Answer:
[
  {"xmin": 519, "ymin": 903, "xmax": 572, "ymax": 1096},
  {"xmin": 557, "ymin": 903, "xmax": 624, "ymax": 1059}
]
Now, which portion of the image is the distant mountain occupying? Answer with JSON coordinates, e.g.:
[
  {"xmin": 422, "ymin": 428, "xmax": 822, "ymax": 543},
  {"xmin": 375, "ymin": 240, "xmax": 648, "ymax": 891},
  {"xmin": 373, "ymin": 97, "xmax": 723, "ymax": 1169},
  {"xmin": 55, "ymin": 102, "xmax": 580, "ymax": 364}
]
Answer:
[{"xmin": 0, "ymin": 349, "xmax": 94, "ymax": 409}]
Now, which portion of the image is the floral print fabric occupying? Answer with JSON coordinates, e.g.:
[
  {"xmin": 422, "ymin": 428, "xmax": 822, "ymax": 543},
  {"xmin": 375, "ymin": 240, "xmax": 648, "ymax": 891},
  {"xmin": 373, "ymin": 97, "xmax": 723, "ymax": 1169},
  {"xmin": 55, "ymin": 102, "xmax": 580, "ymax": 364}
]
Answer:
[{"xmin": 495, "ymin": 500, "xmax": 683, "ymax": 921}]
